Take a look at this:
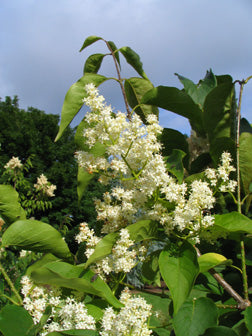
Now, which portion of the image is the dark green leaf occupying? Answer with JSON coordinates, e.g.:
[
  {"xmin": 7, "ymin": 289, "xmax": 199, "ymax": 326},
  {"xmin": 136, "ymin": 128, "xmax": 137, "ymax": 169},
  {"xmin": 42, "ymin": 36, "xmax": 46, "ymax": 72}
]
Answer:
[
  {"xmin": 214, "ymin": 212, "xmax": 252, "ymax": 235},
  {"xmin": 31, "ymin": 263, "xmax": 123, "ymax": 308},
  {"xmin": 107, "ymin": 41, "xmax": 120, "ymax": 68},
  {"xmin": 142, "ymin": 250, "xmax": 161, "ymax": 286},
  {"xmin": 119, "ymin": 47, "xmax": 148, "ymax": 79},
  {"xmin": 244, "ymin": 305, "xmax": 252, "ymax": 333},
  {"xmin": 159, "ymin": 241, "xmax": 199, "ymax": 314},
  {"xmin": 190, "ymin": 152, "xmax": 212, "ymax": 174},
  {"xmin": 79, "ymin": 35, "xmax": 103, "ymax": 52},
  {"xmin": 173, "ymin": 297, "xmax": 218, "ymax": 336},
  {"xmin": 0, "ymin": 305, "xmax": 34, "ymax": 336},
  {"xmin": 240, "ymin": 118, "xmax": 252, "ymax": 134},
  {"xmin": 141, "ymin": 86, "xmax": 204, "ymax": 136},
  {"xmin": 165, "ymin": 149, "xmax": 185, "ymax": 183},
  {"xmin": 0, "ymin": 185, "xmax": 26, "ymax": 225},
  {"xmin": 209, "ymin": 137, "xmax": 236, "ymax": 166},
  {"xmin": 202, "ymin": 326, "xmax": 238, "ymax": 336},
  {"xmin": 124, "ymin": 77, "xmax": 158, "ymax": 123},
  {"xmin": 55, "ymin": 74, "xmax": 108, "ymax": 141},
  {"xmin": 203, "ymin": 82, "xmax": 235, "ymax": 141},
  {"xmin": 84, "ymin": 53, "xmax": 106, "ymax": 74},
  {"xmin": 2, "ymin": 219, "xmax": 72, "ymax": 259},
  {"xmin": 240, "ymin": 132, "xmax": 252, "ymax": 195}
]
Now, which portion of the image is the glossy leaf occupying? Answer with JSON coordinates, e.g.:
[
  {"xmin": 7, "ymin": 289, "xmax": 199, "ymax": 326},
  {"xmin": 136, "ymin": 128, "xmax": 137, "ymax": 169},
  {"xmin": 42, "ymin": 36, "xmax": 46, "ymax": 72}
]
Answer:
[
  {"xmin": 0, "ymin": 305, "xmax": 34, "ymax": 336},
  {"xmin": 141, "ymin": 86, "xmax": 204, "ymax": 136},
  {"xmin": 55, "ymin": 74, "xmax": 108, "ymax": 141},
  {"xmin": 214, "ymin": 212, "xmax": 252, "ymax": 235},
  {"xmin": 0, "ymin": 185, "xmax": 26, "ymax": 225},
  {"xmin": 159, "ymin": 241, "xmax": 199, "ymax": 314},
  {"xmin": 119, "ymin": 46, "xmax": 148, "ymax": 79},
  {"xmin": 79, "ymin": 35, "xmax": 103, "ymax": 52},
  {"xmin": 244, "ymin": 305, "xmax": 252, "ymax": 333},
  {"xmin": 173, "ymin": 297, "xmax": 218, "ymax": 336},
  {"xmin": 124, "ymin": 77, "xmax": 158, "ymax": 123},
  {"xmin": 164, "ymin": 149, "xmax": 186, "ymax": 183},
  {"xmin": 84, "ymin": 53, "xmax": 106, "ymax": 74},
  {"xmin": 175, "ymin": 69, "xmax": 217, "ymax": 108},
  {"xmin": 203, "ymin": 82, "xmax": 235, "ymax": 141},
  {"xmin": 240, "ymin": 132, "xmax": 252, "ymax": 194},
  {"xmin": 198, "ymin": 253, "xmax": 230, "ymax": 273},
  {"xmin": 202, "ymin": 326, "xmax": 238, "ymax": 336},
  {"xmin": 2, "ymin": 219, "xmax": 72, "ymax": 259},
  {"xmin": 31, "ymin": 262, "xmax": 122, "ymax": 308}
]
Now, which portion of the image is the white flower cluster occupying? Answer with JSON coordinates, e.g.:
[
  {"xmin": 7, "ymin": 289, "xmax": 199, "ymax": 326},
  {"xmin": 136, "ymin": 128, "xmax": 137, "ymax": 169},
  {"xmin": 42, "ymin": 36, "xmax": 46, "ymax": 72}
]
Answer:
[
  {"xmin": 100, "ymin": 287, "xmax": 152, "ymax": 336},
  {"xmin": 76, "ymin": 224, "xmax": 146, "ymax": 276},
  {"xmin": 205, "ymin": 152, "xmax": 237, "ymax": 192},
  {"xmin": 75, "ymin": 84, "xmax": 236, "ymax": 244},
  {"xmin": 20, "ymin": 276, "xmax": 96, "ymax": 335},
  {"xmin": 34, "ymin": 174, "xmax": 57, "ymax": 197},
  {"xmin": 4, "ymin": 156, "xmax": 23, "ymax": 169}
]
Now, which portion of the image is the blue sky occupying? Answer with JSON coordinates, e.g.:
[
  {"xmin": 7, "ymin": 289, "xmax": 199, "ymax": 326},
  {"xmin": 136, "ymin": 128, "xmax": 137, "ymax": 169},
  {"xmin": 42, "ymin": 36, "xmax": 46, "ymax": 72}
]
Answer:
[{"xmin": 1, "ymin": 0, "xmax": 252, "ymax": 134}]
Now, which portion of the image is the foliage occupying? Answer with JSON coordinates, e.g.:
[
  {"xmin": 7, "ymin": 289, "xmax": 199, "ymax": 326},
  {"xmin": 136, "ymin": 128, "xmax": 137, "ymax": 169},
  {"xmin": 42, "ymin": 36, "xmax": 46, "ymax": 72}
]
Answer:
[{"xmin": 1, "ymin": 36, "xmax": 252, "ymax": 335}]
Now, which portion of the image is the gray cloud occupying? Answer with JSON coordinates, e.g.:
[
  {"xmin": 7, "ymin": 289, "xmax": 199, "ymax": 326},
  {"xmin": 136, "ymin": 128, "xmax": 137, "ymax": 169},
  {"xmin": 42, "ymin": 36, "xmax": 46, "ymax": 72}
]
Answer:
[{"xmin": 1, "ymin": 0, "xmax": 252, "ymax": 134}]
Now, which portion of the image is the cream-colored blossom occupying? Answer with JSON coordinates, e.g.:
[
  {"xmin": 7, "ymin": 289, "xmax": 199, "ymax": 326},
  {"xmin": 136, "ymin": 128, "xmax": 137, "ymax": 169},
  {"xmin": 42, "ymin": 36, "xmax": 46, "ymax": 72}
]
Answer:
[{"xmin": 4, "ymin": 156, "xmax": 22, "ymax": 169}]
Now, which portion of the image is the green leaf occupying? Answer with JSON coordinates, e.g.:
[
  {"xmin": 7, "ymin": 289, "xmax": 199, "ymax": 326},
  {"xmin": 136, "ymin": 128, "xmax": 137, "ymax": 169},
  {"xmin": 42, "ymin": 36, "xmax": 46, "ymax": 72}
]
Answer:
[
  {"xmin": 55, "ymin": 74, "xmax": 108, "ymax": 141},
  {"xmin": 198, "ymin": 253, "xmax": 230, "ymax": 273},
  {"xmin": 159, "ymin": 241, "xmax": 199, "ymax": 314},
  {"xmin": 203, "ymin": 82, "xmax": 235, "ymax": 141},
  {"xmin": 0, "ymin": 185, "xmax": 26, "ymax": 225},
  {"xmin": 142, "ymin": 250, "xmax": 161, "ymax": 287},
  {"xmin": 119, "ymin": 46, "xmax": 148, "ymax": 79},
  {"xmin": 0, "ymin": 305, "xmax": 34, "ymax": 336},
  {"xmin": 175, "ymin": 69, "xmax": 217, "ymax": 108},
  {"xmin": 124, "ymin": 77, "xmax": 158, "ymax": 123},
  {"xmin": 26, "ymin": 253, "xmax": 60, "ymax": 277},
  {"xmin": 190, "ymin": 152, "xmax": 212, "ymax": 174},
  {"xmin": 202, "ymin": 326, "xmax": 238, "ymax": 336},
  {"xmin": 84, "ymin": 53, "xmax": 106, "ymax": 74},
  {"xmin": 2, "ymin": 219, "xmax": 72, "ymax": 259},
  {"xmin": 86, "ymin": 303, "xmax": 104, "ymax": 322},
  {"xmin": 209, "ymin": 137, "xmax": 236, "ymax": 166},
  {"xmin": 165, "ymin": 149, "xmax": 186, "ymax": 183},
  {"xmin": 214, "ymin": 212, "xmax": 252, "ymax": 235},
  {"xmin": 79, "ymin": 35, "xmax": 103, "ymax": 52},
  {"xmin": 240, "ymin": 118, "xmax": 252, "ymax": 134},
  {"xmin": 244, "ymin": 305, "xmax": 252, "ymax": 333},
  {"xmin": 31, "ymin": 263, "xmax": 123, "ymax": 308},
  {"xmin": 85, "ymin": 220, "xmax": 157, "ymax": 268},
  {"xmin": 107, "ymin": 40, "xmax": 120, "ymax": 68},
  {"xmin": 141, "ymin": 86, "xmax": 204, "ymax": 136},
  {"xmin": 173, "ymin": 297, "xmax": 218, "ymax": 336},
  {"xmin": 77, "ymin": 167, "xmax": 95, "ymax": 202},
  {"xmin": 240, "ymin": 132, "xmax": 252, "ymax": 194}
]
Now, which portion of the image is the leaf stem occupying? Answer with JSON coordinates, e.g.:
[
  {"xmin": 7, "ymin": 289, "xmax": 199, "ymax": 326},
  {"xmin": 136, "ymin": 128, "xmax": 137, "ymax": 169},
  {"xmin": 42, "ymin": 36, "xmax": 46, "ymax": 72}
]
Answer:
[
  {"xmin": 0, "ymin": 261, "xmax": 23, "ymax": 306},
  {"xmin": 105, "ymin": 41, "xmax": 131, "ymax": 119}
]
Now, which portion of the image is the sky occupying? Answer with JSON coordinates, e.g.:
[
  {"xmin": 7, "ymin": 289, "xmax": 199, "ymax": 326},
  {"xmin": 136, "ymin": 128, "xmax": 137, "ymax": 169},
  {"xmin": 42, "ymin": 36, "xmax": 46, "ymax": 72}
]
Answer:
[{"xmin": 1, "ymin": 0, "xmax": 252, "ymax": 135}]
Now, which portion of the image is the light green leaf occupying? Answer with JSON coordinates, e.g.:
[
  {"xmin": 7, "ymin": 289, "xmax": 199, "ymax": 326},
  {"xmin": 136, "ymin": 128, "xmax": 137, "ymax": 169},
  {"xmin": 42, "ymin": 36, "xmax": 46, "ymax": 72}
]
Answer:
[
  {"xmin": 84, "ymin": 53, "xmax": 106, "ymax": 74},
  {"xmin": 77, "ymin": 167, "xmax": 95, "ymax": 202},
  {"xmin": 26, "ymin": 253, "xmax": 60, "ymax": 277},
  {"xmin": 124, "ymin": 77, "xmax": 158, "ymax": 123},
  {"xmin": 0, "ymin": 305, "xmax": 34, "ymax": 336},
  {"xmin": 55, "ymin": 74, "xmax": 108, "ymax": 141},
  {"xmin": 85, "ymin": 220, "xmax": 157, "ymax": 268},
  {"xmin": 198, "ymin": 253, "xmax": 230, "ymax": 273},
  {"xmin": 31, "ymin": 263, "xmax": 123, "ymax": 309},
  {"xmin": 173, "ymin": 297, "xmax": 218, "ymax": 336},
  {"xmin": 159, "ymin": 241, "xmax": 199, "ymax": 314},
  {"xmin": 119, "ymin": 47, "xmax": 148, "ymax": 79},
  {"xmin": 214, "ymin": 212, "xmax": 252, "ymax": 235},
  {"xmin": 46, "ymin": 330, "xmax": 99, "ymax": 336},
  {"xmin": 0, "ymin": 185, "xmax": 26, "ymax": 225},
  {"xmin": 79, "ymin": 35, "xmax": 103, "ymax": 52},
  {"xmin": 141, "ymin": 86, "xmax": 204, "ymax": 136},
  {"xmin": 175, "ymin": 69, "xmax": 217, "ymax": 108},
  {"xmin": 2, "ymin": 220, "xmax": 72, "ymax": 259}
]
